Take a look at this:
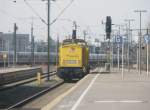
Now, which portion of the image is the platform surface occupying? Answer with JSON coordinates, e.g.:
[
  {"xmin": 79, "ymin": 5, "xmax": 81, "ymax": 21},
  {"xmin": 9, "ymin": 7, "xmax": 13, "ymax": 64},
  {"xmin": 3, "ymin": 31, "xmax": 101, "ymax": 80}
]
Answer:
[
  {"xmin": 0, "ymin": 67, "xmax": 39, "ymax": 74},
  {"xmin": 50, "ymin": 69, "xmax": 150, "ymax": 110}
]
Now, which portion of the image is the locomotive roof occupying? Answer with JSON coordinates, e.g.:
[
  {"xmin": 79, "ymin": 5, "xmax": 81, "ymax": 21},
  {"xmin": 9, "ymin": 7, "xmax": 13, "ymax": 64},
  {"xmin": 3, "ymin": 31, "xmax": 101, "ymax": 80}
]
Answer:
[{"xmin": 62, "ymin": 39, "xmax": 87, "ymax": 46}]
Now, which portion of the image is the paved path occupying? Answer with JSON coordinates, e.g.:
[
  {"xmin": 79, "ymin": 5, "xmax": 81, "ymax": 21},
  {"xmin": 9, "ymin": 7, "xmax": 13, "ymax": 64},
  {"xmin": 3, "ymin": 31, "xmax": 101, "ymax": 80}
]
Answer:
[{"xmin": 50, "ymin": 68, "xmax": 150, "ymax": 110}]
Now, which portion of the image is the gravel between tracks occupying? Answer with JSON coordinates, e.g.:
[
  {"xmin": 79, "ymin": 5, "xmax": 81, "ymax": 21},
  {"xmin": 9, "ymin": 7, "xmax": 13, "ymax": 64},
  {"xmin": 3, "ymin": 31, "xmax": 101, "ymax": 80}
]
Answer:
[{"xmin": 0, "ymin": 76, "xmax": 61, "ymax": 109}]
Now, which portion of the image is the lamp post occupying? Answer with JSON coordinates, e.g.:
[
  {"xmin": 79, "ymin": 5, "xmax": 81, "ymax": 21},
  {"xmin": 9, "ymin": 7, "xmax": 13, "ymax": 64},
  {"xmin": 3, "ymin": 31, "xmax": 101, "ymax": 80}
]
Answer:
[
  {"xmin": 121, "ymin": 35, "xmax": 124, "ymax": 79},
  {"xmin": 146, "ymin": 34, "xmax": 149, "ymax": 77},
  {"xmin": 114, "ymin": 24, "xmax": 126, "ymax": 71},
  {"xmin": 31, "ymin": 17, "xmax": 35, "ymax": 66},
  {"xmin": 7, "ymin": 40, "xmax": 10, "ymax": 67},
  {"xmin": 41, "ymin": 0, "xmax": 55, "ymax": 80},
  {"xmin": 144, "ymin": 29, "xmax": 149, "ymax": 77},
  {"xmin": 13, "ymin": 23, "xmax": 18, "ymax": 67},
  {"xmin": 47, "ymin": 0, "xmax": 51, "ymax": 80},
  {"xmin": 134, "ymin": 10, "xmax": 147, "ymax": 75},
  {"xmin": 118, "ymin": 26, "xmax": 120, "ymax": 70},
  {"xmin": 111, "ymin": 33, "xmax": 114, "ymax": 70},
  {"xmin": 124, "ymin": 19, "xmax": 134, "ymax": 71},
  {"xmin": 115, "ymin": 25, "xmax": 121, "ymax": 70},
  {"xmin": 42, "ymin": 0, "xmax": 55, "ymax": 80},
  {"xmin": 137, "ymin": 45, "xmax": 139, "ymax": 71}
]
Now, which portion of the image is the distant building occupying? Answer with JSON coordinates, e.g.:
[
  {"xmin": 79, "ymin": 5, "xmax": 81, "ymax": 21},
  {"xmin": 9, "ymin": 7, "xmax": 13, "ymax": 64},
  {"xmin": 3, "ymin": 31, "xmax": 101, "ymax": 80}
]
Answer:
[
  {"xmin": 34, "ymin": 38, "xmax": 57, "ymax": 52},
  {"xmin": 0, "ymin": 32, "xmax": 29, "ymax": 52},
  {"xmin": 34, "ymin": 41, "xmax": 47, "ymax": 52}
]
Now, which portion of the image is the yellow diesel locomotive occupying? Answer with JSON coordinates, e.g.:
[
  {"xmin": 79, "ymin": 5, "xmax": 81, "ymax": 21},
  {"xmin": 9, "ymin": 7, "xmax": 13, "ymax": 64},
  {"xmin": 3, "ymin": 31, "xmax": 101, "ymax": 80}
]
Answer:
[{"xmin": 57, "ymin": 39, "xmax": 89, "ymax": 81}]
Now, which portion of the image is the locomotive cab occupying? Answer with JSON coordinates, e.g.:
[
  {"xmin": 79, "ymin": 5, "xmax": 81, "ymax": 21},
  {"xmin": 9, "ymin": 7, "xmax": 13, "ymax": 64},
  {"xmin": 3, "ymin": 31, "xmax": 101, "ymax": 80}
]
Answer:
[{"xmin": 57, "ymin": 39, "xmax": 89, "ymax": 81}]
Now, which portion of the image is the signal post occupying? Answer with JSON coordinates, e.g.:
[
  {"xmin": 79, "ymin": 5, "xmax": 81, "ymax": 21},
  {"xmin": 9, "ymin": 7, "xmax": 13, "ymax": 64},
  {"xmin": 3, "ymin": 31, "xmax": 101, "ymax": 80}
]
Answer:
[{"xmin": 105, "ymin": 16, "xmax": 112, "ymax": 72}]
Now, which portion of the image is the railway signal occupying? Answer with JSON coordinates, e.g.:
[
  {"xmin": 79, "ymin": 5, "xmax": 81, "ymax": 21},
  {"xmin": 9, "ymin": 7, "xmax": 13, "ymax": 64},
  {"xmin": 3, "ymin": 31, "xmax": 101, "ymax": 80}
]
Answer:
[
  {"xmin": 105, "ymin": 16, "xmax": 112, "ymax": 72},
  {"xmin": 106, "ymin": 16, "xmax": 112, "ymax": 39}
]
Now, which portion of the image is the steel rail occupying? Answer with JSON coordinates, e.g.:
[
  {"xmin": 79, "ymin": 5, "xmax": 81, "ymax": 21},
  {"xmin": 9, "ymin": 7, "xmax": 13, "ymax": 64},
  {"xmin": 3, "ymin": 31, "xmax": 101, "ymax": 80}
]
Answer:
[{"xmin": 6, "ymin": 80, "xmax": 64, "ymax": 110}]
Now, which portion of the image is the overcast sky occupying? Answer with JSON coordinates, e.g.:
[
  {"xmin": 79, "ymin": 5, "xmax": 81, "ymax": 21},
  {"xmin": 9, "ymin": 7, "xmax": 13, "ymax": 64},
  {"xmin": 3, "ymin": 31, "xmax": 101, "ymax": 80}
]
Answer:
[{"xmin": 0, "ymin": 0, "xmax": 150, "ymax": 42}]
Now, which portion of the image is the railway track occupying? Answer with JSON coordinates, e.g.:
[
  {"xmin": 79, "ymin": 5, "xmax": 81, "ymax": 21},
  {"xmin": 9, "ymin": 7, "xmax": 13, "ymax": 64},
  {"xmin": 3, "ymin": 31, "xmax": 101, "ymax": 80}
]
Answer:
[
  {"xmin": 6, "ymin": 80, "xmax": 64, "ymax": 110},
  {"xmin": 3, "ymin": 77, "xmax": 79, "ymax": 110},
  {"xmin": 0, "ymin": 70, "xmax": 65, "ymax": 110},
  {"xmin": 0, "ymin": 68, "xmax": 90, "ymax": 109}
]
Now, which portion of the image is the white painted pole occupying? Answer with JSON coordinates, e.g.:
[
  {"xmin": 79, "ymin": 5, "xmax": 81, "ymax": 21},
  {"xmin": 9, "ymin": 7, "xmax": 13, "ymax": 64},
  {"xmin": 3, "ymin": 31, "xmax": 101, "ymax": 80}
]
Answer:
[
  {"xmin": 147, "ymin": 41, "xmax": 149, "ymax": 76},
  {"xmin": 118, "ymin": 44, "xmax": 120, "ymax": 70},
  {"xmin": 7, "ymin": 40, "xmax": 10, "ymax": 67},
  {"xmin": 139, "ymin": 36, "xmax": 141, "ymax": 75},
  {"xmin": 122, "ymin": 37, "xmax": 124, "ymax": 79},
  {"xmin": 112, "ymin": 40, "xmax": 114, "ymax": 70},
  {"xmin": 137, "ymin": 46, "xmax": 139, "ymax": 71}
]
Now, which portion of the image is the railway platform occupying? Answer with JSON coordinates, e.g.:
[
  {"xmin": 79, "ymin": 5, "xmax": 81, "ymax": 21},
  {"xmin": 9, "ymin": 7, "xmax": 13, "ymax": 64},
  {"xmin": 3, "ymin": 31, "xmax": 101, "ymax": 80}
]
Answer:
[
  {"xmin": 43, "ymin": 68, "xmax": 150, "ymax": 110},
  {"xmin": 0, "ymin": 66, "xmax": 34, "ymax": 74},
  {"xmin": 0, "ymin": 66, "xmax": 43, "ymax": 86},
  {"xmin": 0, "ymin": 65, "xmax": 56, "ymax": 86}
]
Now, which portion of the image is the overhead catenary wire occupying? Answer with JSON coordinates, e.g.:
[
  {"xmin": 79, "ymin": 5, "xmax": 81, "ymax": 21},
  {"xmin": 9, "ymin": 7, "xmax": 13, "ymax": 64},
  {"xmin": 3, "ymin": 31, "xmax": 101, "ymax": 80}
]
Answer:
[
  {"xmin": 24, "ymin": 0, "xmax": 47, "ymax": 25},
  {"xmin": 50, "ymin": 0, "xmax": 74, "ymax": 25},
  {"xmin": 24, "ymin": 0, "xmax": 75, "ymax": 26},
  {"xmin": 1, "ymin": 0, "xmax": 75, "ymax": 37},
  {"xmin": 0, "ymin": 8, "xmax": 20, "ymax": 21}
]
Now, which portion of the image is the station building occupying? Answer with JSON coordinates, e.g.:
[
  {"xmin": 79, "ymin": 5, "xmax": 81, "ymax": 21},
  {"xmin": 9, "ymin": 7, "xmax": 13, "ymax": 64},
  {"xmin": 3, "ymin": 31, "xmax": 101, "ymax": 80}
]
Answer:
[{"xmin": 0, "ymin": 32, "xmax": 29, "ymax": 52}]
